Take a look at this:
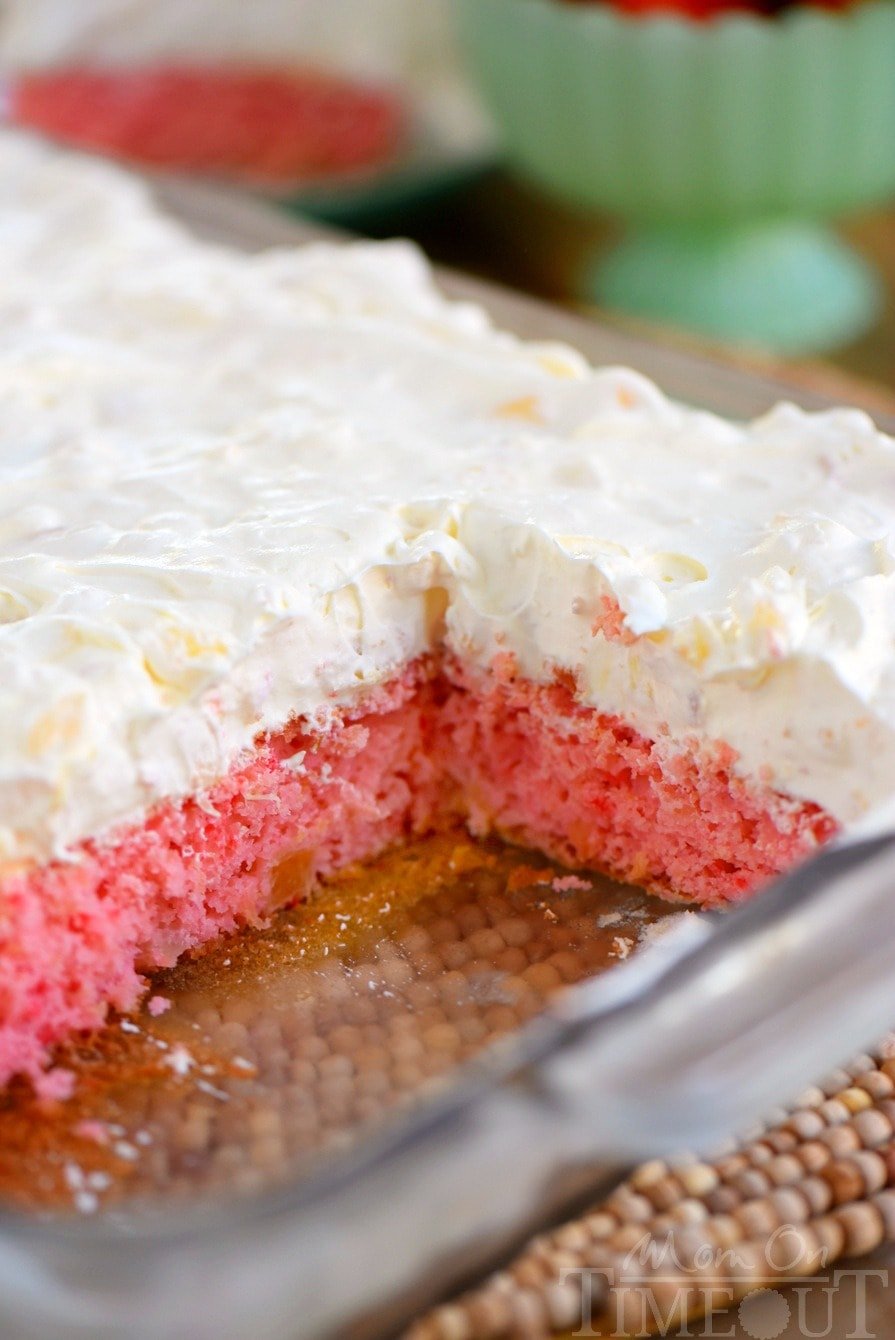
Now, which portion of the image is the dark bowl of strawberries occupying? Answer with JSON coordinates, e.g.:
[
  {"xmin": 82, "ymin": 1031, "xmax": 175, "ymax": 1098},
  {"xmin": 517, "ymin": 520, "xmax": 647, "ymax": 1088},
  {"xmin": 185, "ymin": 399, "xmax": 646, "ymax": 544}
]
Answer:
[{"xmin": 457, "ymin": 0, "xmax": 895, "ymax": 353}]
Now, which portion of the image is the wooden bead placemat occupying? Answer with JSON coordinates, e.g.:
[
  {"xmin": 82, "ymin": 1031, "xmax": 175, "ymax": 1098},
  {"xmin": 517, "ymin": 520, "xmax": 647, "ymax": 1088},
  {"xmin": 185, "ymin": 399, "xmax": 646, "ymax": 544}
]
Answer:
[{"xmin": 411, "ymin": 1051, "xmax": 895, "ymax": 1339}]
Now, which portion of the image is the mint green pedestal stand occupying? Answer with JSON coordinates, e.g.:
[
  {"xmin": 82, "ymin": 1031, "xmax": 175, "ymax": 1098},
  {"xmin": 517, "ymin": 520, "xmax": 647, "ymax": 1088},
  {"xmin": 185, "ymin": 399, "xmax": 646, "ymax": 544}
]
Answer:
[
  {"xmin": 457, "ymin": 0, "xmax": 895, "ymax": 358},
  {"xmin": 591, "ymin": 221, "xmax": 882, "ymax": 355}
]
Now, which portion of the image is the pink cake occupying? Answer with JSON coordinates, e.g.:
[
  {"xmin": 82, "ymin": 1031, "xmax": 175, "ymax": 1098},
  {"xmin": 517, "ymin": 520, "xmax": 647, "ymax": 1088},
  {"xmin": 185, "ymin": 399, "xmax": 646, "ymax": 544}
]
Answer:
[
  {"xmin": 0, "ymin": 131, "xmax": 891, "ymax": 1086},
  {"xmin": 2, "ymin": 657, "xmax": 837, "ymax": 1089}
]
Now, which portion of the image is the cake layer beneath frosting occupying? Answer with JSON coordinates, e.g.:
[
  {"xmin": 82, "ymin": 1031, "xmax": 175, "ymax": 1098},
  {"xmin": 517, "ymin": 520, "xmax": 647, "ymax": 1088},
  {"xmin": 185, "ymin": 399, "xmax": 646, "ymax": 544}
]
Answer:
[
  {"xmin": 0, "ymin": 130, "xmax": 893, "ymax": 864},
  {"xmin": 0, "ymin": 661, "xmax": 832, "ymax": 1087},
  {"xmin": 0, "ymin": 667, "xmax": 445, "ymax": 1089}
]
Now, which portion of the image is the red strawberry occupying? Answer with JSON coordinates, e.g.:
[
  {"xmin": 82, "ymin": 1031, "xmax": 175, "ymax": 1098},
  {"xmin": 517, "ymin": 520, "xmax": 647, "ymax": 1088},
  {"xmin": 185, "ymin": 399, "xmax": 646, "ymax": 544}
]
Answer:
[{"xmin": 561, "ymin": 0, "xmax": 859, "ymax": 15}]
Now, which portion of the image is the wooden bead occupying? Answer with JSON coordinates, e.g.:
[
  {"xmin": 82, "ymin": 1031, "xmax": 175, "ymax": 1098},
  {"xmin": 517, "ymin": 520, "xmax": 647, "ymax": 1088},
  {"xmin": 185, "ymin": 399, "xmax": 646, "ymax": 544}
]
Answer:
[
  {"xmin": 736, "ymin": 1197, "xmax": 781, "ymax": 1240},
  {"xmin": 511, "ymin": 1257, "xmax": 548, "ymax": 1290},
  {"xmin": 819, "ymin": 1124, "xmax": 862, "ymax": 1156},
  {"xmin": 629, "ymin": 1159, "xmax": 667, "ymax": 1191},
  {"xmin": 822, "ymin": 1159, "xmax": 867, "ymax": 1206},
  {"xmin": 764, "ymin": 1222, "xmax": 821, "ymax": 1275},
  {"xmin": 716, "ymin": 1153, "xmax": 750, "ymax": 1181},
  {"xmin": 766, "ymin": 1153, "xmax": 804, "ymax": 1186},
  {"xmin": 726, "ymin": 1240, "xmax": 767, "ymax": 1293},
  {"xmin": 764, "ymin": 1130, "xmax": 798, "ymax": 1155},
  {"xmin": 769, "ymin": 1186, "xmax": 812, "ymax": 1225},
  {"xmin": 645, "ymin": 1175, "xmax": 686, "ymax": 1213},
  {"xmin": 852, "ymin": 1108, "xmax": 893, "ymax": 1149},
  {"xmin": 668, "ymin": 1225, "xmax": 711, "ymax": 1268},
  {"xmin": 875, "ymin": 1098, "xmax": 895, "ymax": 1126},
  {"xmin": 813, "ymin": 1215, "xmax": 847, "ymax": 1263},
  {"xmin": 849, "ymin": 1150, "xmax": 888, "ymax": 1195},
  {"xmin": 788, "ymin": 1109, "xmax": 826, "ymax": 1140},
  {"xmin": 797, "ymin": 1140, "xmax": 831, "ymax": 1174},
  {"xmin": 677, "ymin": 1163, "xmax": 719, "ymax": 1198},
  {"xmin": 581, "ymin": 1211, "xmax": 617, "ymax": 1240},
  {"xmin": 836, "ymin": 1202, "xmax": 885, "ymax": 1257},
  {"xmin": 608, "ymin": 1188, "xmax": 654, "ymax": 1223},
  {"xmin": 415, "ymin": 1306, "xmax": 474, "ymax": 1340},
  {"xmin": 799, "ymin": 1175, "xmax": 834, "ymax": 1217},
  {"xmin": 610, "ymin": 1222, "xmax": 652, "ymax": 1253},
  {"xmin": 839, "ymin": 1086, "xmax": 873, "ymax": 1114},
  {"xmin": 709, "ymin": 1214, "xmax": 745, "ymax": 1251},
  {"xmin": 819, "ymin": 1069, "xmax": 854, "ymax": 1097},
  {"xmin": 544, "ymin": 1281, "xmax": 584, "ymax": 1332},
  {"xmin": 856, "ymin": 1070, "xmax": 894, "ymax": 1101},
  {"xmin": 705, "ymin": 1186, "xmax": 742, "ymax": 1216},
  {"xmin": 509, "ymin": 1288, "xmax": 550, "ymax": 1336},
  {"xmin": 818, "ymin": 1098, "xmax": 851, "ymax": 1126},
  {"xmin": 465, "ymin": 1293, "xmax": 514, "ymax": 1336},
  {"xmin": 742, "ymin": 1142, "xmax": 773, "ymax": 1166},
  {"xmin": 669, "ymin": 1198, "xmax": 709, "ymax": 1226},
  {"xmin": 550, "ymin": 1222, "xmax": 591, "ymax": 1254},
  {"xmin": 872, "ymin": 1188, "xmax": 895, "ymax": 1240},
  {"xmin": 732, "ymin": 1168, "xmax": 771, "ymax": 1200}
]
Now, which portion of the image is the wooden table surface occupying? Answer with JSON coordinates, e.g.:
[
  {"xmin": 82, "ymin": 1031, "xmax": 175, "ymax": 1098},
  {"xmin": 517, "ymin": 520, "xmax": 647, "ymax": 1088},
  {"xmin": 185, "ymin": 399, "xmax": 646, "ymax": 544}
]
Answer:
[{"xmin": 390, "ymin": 169, "xmax": 895, "ymax": 416}]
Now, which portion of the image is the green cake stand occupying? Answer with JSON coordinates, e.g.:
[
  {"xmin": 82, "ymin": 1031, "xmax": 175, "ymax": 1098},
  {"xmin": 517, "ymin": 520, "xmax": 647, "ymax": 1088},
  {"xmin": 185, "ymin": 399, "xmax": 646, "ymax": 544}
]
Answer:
[{"xmin": 457, "ymin": 0, "xmax": 895, "ymax": 354}]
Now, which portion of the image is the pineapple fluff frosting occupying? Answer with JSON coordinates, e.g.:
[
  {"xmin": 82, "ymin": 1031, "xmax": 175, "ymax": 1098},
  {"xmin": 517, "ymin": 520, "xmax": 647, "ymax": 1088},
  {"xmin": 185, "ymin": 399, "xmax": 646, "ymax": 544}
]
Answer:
[{"xmin": 0, "ymin": 127, "xmax": 894, "ymax": 873}]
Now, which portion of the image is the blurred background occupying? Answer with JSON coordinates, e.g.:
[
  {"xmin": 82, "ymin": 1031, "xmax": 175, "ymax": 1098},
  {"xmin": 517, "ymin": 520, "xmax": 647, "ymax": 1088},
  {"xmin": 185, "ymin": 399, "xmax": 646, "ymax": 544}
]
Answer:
[{"xmin": 0, "ymin": 0, "xmax": 892, "ymax": 403}]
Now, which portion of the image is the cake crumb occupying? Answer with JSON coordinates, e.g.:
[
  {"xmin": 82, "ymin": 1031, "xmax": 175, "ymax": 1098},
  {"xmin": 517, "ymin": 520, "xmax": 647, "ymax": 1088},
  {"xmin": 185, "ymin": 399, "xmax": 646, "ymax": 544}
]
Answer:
[
  {"xmin": 507, "ymin": 864, "xmax": 552, "ymax": 892},
  {"xmin": 597, "ymin": 911, "xmax": 623, "ymax": 929},
  {"xmin": 638, "ymin": 911, "xmax": 700, "ymax": 948},
  {"xmin": 551, "ymin": 874, "xmax": 591, "ymax": 893},
  {"xmin": 74, "ymin": 1120, "xmax": 110, "ymax": 1146},
  {"xmin": 611, "ymin": 936, "xmax": 633, "ymax": 960},
  {"xmin": 163, "ymin": 1044, "xmax": 195, "ymax": 1077},
  {"xmin": 449, "ymin": 843, "xmax": 491, "ymax": 875},
  {"xmin": 63, "ymin": 1162, "xmax": 85, "ymax": 1191},
  {"xmin": 63, "ymin": 1164, "xmax": 100, "ymax": 1213},
  {"xmin": 148, "ymin": 995, "xmax": 171, "ymax": 1017},
  {"xmin": 33, "ymin": 1067, "xmax": 75, "ymax": 1102}
]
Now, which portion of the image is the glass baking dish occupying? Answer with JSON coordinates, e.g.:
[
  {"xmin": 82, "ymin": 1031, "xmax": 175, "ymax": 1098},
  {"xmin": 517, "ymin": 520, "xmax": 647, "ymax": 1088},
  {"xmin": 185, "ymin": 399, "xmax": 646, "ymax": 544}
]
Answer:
[{"xmin": 1, "ymin": 186, "xmax": 894, "ymax": 1340}]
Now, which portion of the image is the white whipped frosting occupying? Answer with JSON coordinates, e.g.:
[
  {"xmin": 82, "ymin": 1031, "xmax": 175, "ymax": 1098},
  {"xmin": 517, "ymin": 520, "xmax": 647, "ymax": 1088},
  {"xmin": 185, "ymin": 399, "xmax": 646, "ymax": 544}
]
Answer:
[{"xmin": 0, "ymin": 130, "xmax": 894, "ymax": 865}]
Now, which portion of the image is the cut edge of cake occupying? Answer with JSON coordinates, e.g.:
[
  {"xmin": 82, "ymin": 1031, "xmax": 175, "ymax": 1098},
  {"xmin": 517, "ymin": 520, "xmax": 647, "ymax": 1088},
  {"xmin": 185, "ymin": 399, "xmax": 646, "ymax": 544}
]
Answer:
[
  {"xmin": 0, "ymin": 130, "xmax": 887, "ymax": 1091},
  {"xmin": 0, "ymin": 652, "xmax": 837, "ymax": 1092}
]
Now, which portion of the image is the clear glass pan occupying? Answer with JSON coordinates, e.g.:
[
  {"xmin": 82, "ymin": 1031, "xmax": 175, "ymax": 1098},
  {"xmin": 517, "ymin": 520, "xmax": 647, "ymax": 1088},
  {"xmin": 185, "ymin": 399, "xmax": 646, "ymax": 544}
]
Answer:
[{"xmin": 2, "ymin": 184, "xmax": 894, "ymax": 1340}]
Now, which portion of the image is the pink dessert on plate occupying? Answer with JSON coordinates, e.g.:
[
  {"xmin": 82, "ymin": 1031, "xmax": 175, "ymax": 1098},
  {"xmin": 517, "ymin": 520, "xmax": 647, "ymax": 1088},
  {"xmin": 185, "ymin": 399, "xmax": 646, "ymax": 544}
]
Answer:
[{"xmin": 8, "ymin": 65, "xmax": 406, "ymax": 182}]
